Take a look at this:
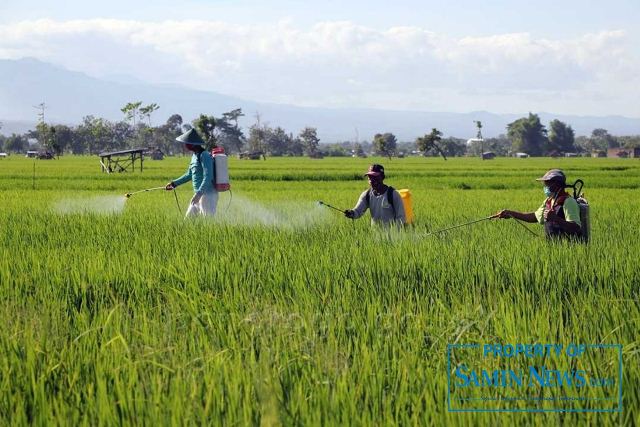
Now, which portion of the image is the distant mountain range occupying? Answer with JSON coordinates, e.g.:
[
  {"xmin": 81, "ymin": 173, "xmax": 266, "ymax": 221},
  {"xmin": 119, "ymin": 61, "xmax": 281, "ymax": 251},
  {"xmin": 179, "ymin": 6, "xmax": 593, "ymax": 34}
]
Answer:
[{"xmin": 1, "ymin": 57, "xmax": 639, "ymax": 141}]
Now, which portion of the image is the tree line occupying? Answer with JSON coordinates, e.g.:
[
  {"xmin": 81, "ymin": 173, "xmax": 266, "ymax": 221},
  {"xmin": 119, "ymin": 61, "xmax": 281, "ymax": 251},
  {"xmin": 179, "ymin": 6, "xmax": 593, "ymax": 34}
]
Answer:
[
  {"xmin": 0, "ymin": 108, "xmax": 638, "ymax": 157},
  {"xmin": 0, "ymin": 104, "xmax": 326, "ymax": 158}
]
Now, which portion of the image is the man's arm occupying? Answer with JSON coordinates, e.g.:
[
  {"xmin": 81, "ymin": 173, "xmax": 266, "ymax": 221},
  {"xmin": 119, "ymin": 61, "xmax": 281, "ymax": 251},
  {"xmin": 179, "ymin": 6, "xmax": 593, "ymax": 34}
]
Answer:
[
  {"xmin": 166, "ymin": 165, "xmax": 192, "ymax": 189},
  {"xmin": 172, "ymin": 166, "xmax": 192, "ymax": 187},
  {"xmin": 492, "ymin": 210, "xmax": 538, "ymax": 223},
  {"xmin": 345, "ymin": 190, "xmax": 369, "ymax": 219}
]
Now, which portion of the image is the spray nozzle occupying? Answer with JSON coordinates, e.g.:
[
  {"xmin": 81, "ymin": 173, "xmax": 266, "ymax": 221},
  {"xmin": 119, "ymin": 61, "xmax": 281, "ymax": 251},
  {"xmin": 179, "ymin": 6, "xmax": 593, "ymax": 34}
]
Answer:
[
  {"xmin": 123, "ymin": 186, "xmax": 165, "ymax": 199},
  {"xmin": 317, "ymin": 200, "xmax": 347, "ymax": 214}
]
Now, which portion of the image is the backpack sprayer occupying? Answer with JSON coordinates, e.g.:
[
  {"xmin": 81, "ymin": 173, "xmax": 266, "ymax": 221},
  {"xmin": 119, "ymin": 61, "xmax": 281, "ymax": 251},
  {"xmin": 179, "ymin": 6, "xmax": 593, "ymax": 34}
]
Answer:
[
  {"xmin": 196, "ymin": 146, "xmax": 231, "ymax": 193},
  {"xmin": 211, "ymin": 147, "xmax": 231, "ymax": 192},
  {"xmin": 211, "ymin": 147, "xmax": 232, "ymax": 212},
  {"xmin": 566, "ymin": 179, "xmax": 590, "ymax": 242}
]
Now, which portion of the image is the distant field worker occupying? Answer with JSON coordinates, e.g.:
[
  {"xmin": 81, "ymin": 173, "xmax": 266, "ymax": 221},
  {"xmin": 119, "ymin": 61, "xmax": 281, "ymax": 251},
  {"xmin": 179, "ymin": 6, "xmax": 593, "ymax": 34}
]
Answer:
[
  {"xmin": 165, "ymin": 129, "xmax": 218, "ymax": 217},
  {"xmin": 492, "ymin": 169, "xmax": 582, "ymax": 239},
  {"xmin": 345, "ymin": 164, "xmax": 406, "ymax": 226}
]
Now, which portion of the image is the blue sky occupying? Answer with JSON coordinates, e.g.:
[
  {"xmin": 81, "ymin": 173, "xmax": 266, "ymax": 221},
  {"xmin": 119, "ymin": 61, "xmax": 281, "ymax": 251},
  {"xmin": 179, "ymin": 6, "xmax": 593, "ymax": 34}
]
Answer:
[{"xmin": 1, "ymin": 0, "xmax": 639, "ymax": 116}]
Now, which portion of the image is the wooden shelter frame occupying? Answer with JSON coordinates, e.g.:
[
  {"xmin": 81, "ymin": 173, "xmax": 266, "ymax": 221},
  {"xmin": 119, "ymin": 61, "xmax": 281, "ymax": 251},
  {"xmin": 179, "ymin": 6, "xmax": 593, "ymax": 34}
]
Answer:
[{"xmin": 99, "ymin": 148, "xmax": 145, "ymax": 173}]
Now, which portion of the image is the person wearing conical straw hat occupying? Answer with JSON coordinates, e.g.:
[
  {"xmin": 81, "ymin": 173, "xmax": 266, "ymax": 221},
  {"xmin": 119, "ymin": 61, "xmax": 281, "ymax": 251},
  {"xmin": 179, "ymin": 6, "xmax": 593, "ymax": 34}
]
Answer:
[
  {"xmin": 492, "ymin": 169, "xmax": 582, "ymax": 239},
  {"xmin": 165, "ymin": 129, "xmax": 218, "ymax": 217}
]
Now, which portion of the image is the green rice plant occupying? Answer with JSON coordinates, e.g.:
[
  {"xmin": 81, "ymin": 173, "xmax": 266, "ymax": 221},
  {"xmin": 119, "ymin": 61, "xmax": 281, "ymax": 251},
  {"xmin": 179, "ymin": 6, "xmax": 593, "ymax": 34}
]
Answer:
[{"xmin": 0, "ymin": 155, "xmax": 638, "ymax": 425}]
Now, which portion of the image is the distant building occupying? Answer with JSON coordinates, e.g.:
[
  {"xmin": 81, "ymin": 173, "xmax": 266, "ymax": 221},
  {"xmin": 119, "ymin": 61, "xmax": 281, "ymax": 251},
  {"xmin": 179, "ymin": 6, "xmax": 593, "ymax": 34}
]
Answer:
[
  {"xmin": 482, "ymin": 151, "xmax": 496, "ymax": 160},
  {"xmin": 608, "ymin": 147, "xmax": 640, "ymax": 158},
  {"xmin": 591, "ymin": 150, "xmax": 606, "ymax": 158},
  {"xmin": 515, "ymin": 152, "xmax": 529, "ymax": 158},
  {"xmin": 564, "ymin": 153, "xmax": 579, "ymax": 157}
]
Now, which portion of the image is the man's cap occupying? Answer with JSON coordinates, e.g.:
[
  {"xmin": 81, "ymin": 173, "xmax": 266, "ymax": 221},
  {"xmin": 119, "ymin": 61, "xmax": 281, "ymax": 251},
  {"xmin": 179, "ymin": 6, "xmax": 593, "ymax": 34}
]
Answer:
[
  {"xmin": 535, "ymin": 169, "xmax": 566, "ymax": 183},
  {"xmin": 364, "ymin": 164, "xmax": 385, "ymax": 177},
  {"xmin": 176, "ymin": 129, "xmax": 205, "ymax": 145}
]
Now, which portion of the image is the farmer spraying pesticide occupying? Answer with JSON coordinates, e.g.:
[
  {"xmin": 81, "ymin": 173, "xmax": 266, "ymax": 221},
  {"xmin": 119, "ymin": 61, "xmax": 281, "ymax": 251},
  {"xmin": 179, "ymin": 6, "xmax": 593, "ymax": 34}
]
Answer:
[
  {"xmin": 492, "ymin": 169, "xmax": 589, "ymax": 241},
  {"xmin": 344, "ymin": 164, "xmax": 408, "ymax": 227},
  {"xmin": 165, "ymin": 129, "xmax": 218, "ymax": 217}
]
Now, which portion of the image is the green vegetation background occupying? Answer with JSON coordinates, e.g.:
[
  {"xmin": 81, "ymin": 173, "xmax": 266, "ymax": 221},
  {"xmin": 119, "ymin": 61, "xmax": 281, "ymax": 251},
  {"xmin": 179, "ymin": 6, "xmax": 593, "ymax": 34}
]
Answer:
[{"xmin": 0, "ymin": 156, "xmax": 638, "ymax": 425}]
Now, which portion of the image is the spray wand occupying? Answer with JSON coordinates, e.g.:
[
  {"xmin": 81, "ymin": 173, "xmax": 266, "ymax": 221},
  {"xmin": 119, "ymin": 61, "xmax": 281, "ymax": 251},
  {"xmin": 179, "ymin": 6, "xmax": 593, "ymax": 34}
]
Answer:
[
  {"xmin": 125, "ymin": 186, "xmax": 183, "ymax": 216},
  {"xmin": 421, "ymin": 216, "xmax": 493, "ymax": 237},
  {"xmin": 317, "ymin": 200, "xmax": 347, "ymax": 214},
  {"xmin": 124, "ymin": 186, "xmax": 166, "ymax": 198}
]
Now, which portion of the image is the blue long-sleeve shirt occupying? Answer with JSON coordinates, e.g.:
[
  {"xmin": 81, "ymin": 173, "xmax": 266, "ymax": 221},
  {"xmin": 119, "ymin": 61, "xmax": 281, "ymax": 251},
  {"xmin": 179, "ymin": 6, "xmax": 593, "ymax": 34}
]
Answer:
[{"xmin": 173, "ymin": 151, "xmax": 215, "ymax": 194}]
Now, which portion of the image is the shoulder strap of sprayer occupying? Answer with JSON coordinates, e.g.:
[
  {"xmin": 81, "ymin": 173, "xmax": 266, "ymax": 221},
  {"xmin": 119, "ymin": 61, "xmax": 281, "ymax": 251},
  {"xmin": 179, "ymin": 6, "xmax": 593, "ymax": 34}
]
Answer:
[
  {"xmin": 365, "ymin": 186, "xmax": 396, "ymax": 214},
  {"xmin": 196, "ymin": 150, "xmax": 217, "ymax": 186},
  {"xmin": 564, "ymin": 179, "xmax": 584, "ymax": 199}
]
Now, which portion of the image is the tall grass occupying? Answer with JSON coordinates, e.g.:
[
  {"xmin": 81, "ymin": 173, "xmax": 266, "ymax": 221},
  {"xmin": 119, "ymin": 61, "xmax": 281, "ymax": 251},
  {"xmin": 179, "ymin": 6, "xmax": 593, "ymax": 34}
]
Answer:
[{"xmin": 0, "ymin": 156, "xmax": 638, "ymax": 425}]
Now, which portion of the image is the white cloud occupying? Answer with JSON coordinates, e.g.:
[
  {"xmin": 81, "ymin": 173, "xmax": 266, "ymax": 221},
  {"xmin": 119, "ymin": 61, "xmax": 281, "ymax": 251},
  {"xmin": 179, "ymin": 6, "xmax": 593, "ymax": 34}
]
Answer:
[{"xmin": 0, "ymin": 18, "xmax": 638, "ymax": 115}]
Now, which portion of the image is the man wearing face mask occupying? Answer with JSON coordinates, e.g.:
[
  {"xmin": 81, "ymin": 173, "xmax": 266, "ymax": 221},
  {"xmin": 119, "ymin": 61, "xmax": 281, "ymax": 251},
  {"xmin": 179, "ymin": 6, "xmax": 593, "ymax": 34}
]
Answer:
[{"xmin": 492, "ymin": 169, "xmax": 582, "ymax": 239}]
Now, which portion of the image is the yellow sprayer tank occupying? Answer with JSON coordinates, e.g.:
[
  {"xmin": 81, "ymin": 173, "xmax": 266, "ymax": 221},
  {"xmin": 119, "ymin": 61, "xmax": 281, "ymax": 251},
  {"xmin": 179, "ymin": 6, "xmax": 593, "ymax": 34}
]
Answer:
[{"xmin": 398, "ymin": 189, "xmax": 414, "ymax": 225}]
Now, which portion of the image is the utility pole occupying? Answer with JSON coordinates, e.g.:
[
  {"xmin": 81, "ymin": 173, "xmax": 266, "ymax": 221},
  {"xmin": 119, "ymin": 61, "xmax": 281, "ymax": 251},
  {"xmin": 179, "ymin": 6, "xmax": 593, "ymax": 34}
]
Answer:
[{"xmin": 474, "ymin": 120, "xmax": 484, "ymax": 160}]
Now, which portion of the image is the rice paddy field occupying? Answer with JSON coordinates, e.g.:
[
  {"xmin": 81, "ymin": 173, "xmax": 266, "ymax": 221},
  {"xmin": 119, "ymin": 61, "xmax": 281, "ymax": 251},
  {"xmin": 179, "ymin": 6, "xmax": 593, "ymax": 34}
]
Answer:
[{"xmin": 0, "ymin": 154, "xmax": 638, "ymax": 425}]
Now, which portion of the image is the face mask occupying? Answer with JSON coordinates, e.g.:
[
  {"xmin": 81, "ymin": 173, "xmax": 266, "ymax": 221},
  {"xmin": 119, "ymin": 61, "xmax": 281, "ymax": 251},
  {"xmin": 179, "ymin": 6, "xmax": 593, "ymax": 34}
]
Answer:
[{"xmin": 543, "ymin": 186, "xmax": 554, "ymax": 198}]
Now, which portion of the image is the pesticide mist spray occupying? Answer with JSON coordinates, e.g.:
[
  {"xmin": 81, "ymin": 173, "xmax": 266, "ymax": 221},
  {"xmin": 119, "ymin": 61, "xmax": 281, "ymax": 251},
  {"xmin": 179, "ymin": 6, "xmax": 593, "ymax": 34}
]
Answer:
[
  {"xmin": 215, "ymin": 194, "xmax": 331, "ymax": 229},
  {"xmin": 53, "ymin": 195, "xmax": 127, "ymax": 215}
]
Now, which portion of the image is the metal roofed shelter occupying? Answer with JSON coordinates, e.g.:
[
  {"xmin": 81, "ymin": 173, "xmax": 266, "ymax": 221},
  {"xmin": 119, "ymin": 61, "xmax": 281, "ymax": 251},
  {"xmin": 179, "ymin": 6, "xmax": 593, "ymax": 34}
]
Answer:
[{"xmin": 99, "ymin": 148, "xmax": 145, "ymax": 173}]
